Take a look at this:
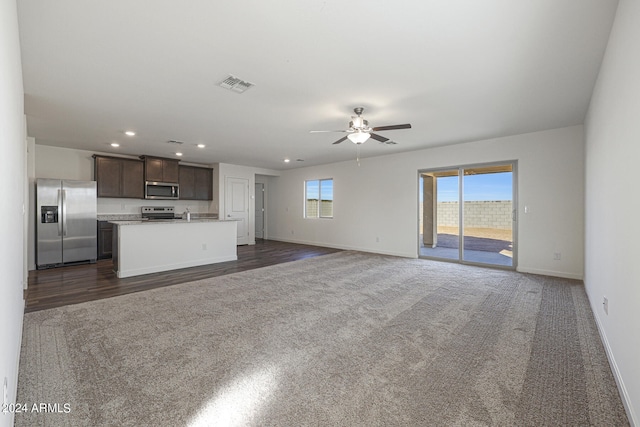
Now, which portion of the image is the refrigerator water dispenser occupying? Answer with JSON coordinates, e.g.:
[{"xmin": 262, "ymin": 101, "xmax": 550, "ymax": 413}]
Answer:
[{"xmin": 41, "ymin": 206, "xmax": 58, "ymax": 223}]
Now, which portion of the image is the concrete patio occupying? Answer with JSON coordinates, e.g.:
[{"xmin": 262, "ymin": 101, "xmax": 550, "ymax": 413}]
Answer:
[{"xmin": 419, "ymin": 227, "xmax": 513, "ymax": 267}]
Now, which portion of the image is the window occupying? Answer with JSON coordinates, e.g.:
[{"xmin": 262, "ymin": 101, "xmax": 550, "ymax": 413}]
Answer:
[{"xmin": 305, "ymin": 179, "xmax": 333, "ymax": 218}]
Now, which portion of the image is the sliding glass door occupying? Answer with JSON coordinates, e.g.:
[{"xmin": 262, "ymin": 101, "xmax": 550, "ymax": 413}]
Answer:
[
  {"xmin": 420, "ymin": 169, "xmax": 459, "ymax": 261},
  {"xmin": 419, "ymin": 162, "xmax": 516, "ymax": 268}
]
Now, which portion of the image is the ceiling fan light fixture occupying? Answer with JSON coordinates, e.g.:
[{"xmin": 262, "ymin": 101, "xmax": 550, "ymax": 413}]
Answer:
[
  {"xmin": 311, "ymin": 107, "xmax": 411, "ymax": 146},
  {"xmin": 348, "ymin": 130, "xmax": 370, "ymax": 144}
]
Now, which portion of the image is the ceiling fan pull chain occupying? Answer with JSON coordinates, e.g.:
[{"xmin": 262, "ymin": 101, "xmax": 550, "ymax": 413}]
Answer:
[{"xmin": 356, "ymin": 145, "xmax": 361, "ymax": 167}]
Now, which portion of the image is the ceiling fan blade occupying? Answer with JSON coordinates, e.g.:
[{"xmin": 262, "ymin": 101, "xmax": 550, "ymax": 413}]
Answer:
[
  {"xmin": 369, "ymin": 133, "xmax": 389, "ymax": 143},
  {"xmin": 310, "ymin": 130, "xmax": 348, "ymax": 133},
  {"xmin": 332, "ymin": 136, "xmax": 348, "ymax": 145},
  {"xmin": 372, "ymin": 124, "xmax": 412, "ymax": 131}
]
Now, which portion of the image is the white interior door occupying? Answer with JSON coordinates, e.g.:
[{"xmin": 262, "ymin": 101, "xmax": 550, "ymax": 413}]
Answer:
[
  {"xmin": 255, "ymin": 183, "xmax": 264, "ymax": 239},
  {"xmin": 225, "ymin": 177, "xmax": 250, "ymax": 245}
]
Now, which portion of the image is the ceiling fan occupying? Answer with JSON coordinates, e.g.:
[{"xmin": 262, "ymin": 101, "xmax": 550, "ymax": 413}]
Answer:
[{"xmin": 310, "ymin": 107, "xmax": 412, "ymax": 145}]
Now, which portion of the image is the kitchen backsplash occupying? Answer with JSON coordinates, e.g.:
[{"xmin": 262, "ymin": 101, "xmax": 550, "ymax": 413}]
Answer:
[{"xmin": 97, "ymin": 198, "xmax": 214, "ymax": 215}]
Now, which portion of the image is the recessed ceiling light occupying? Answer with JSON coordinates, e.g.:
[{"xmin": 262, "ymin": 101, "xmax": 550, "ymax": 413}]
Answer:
[
  {"xmin": 111, "ymin": 143, "xmax": 120, "ymax": 147},
  {"xmin": 125, "ymin": 131, "xmax": 136, "ymax": 136},
  {"xmin": 284, "ymin": 158, "xmax": 290, "ymax": 163},
  {"xmin": 197, "ymin": 144, "xmax": 206, "ymax": 148},
  {"xmin": 176, "ymin": 152, "xmax": 183, "ymax": 156}
]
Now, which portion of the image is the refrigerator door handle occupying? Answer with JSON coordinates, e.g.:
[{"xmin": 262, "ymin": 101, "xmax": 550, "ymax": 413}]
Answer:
[
  {"xmin": 62, "ymin": 189, "xmax": 67, "ymax": 236},
  {"xmin": 57, "ymin": 189, "xmax": 63, "ymax": 236}
]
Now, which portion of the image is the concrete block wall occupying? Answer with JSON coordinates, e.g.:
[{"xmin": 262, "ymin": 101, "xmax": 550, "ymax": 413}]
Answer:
[
  {"xmin": 437, "ymin": 201, "xmax": 513, "ymax": 229},
  {"xmin": 306, "ymin": 200, "xmax": 333, "ymax": 217}
]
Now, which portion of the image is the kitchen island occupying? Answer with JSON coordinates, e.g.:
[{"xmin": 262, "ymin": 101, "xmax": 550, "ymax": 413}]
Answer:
[{"xmin": 110, "ymin": 219, "xmax": 237, "ymax": 278}]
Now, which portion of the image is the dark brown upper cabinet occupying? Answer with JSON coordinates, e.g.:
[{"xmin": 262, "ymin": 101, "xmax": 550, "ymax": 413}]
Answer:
[
  {"xmin": 140, "ymin": 156, "xmax": 180, "ymax": 183},
  {"xmin": 179, "ymin": 165, "xmax": 213, "ymax": 200},
  {"xmin": 93, "ymin": 155, "xmax": 144, "ymax": 198}
]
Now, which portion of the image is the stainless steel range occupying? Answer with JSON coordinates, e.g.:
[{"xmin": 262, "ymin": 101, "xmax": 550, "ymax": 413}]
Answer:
[{"xmin": 141, "ymin": 206, "xmax": 176, "ymax": 221}]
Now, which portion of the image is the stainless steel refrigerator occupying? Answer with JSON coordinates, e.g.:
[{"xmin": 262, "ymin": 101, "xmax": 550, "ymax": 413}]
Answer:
[{"xmin": 36, "ymin": 179, "xmax": 97, "ymax": 268}]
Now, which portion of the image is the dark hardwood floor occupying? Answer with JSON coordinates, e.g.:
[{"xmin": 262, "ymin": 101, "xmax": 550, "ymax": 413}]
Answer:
[{"xmin": 26, "ymin": 240, "xmax": 341, "ymax": 313}]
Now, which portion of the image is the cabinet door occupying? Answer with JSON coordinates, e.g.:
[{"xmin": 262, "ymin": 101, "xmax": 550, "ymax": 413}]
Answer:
[
  {"xmin": 145, "ymin": 158, "xmax": 164, "ymax": 182},
  {"xmin": 97, "ymin": 221, "xmax": 113, "ymax": 259},
  {"xmin": 194, "ymin": 167, "xmax": 213, "ymax": 200},
  {"xmin": 121, "ymin": 159, "xmax": 144, "ymax": 198},
  {"xmin": 95, "ymin": 157, "xmax": 121, "ymax": 197},
  {"xmin": 179, "ymin": 166, "xmax": 196, "ymax": 199},
  {"xmin": 163, "ymin": 160, "xmax": 180, "ymax": 183}
]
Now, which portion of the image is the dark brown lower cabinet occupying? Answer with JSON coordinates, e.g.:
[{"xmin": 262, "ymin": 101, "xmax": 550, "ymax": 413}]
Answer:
[{"xmin": 97, "ymin": 221, "xmax": 113, "ymax": 259}]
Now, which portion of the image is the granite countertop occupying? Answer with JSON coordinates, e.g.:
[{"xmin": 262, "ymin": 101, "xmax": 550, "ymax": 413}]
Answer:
[
  {"xmin": 97, "ymin": 214, "xmax": 142, "ymax": 221},
  {"xmin": 109, "ymin": 218, "xmax": 230, "ymax": 225},
  {"xmin": 98, "ymin": 213, "xmax": 219, "ymax": 221}
]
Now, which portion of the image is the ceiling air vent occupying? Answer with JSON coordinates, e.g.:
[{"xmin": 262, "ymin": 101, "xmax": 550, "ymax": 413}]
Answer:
[
  {"xmin": 167, "ymin": 140, "xmax": 184, "ymax": 145},
  {"xmin": 219, "ymin": 75, "xmax": 254, "ymax": 94}
]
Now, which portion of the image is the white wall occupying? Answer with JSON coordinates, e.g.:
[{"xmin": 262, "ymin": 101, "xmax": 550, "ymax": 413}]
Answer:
[
  {"xmin": 268, "ymin": 125, "xmax": 585, "ymax": 279},
  {"xmin": 584, "ymin": 0, "xmax": 640, "ymax": 423},
  {"xmin": 26, "ymin": 137, "xmax": 35, "ymax": 283},
  {"xmin": 35, "ymin": 144, "xmax": 95, "ymax": 181},
  {"xmin": 0, "ymin": 0, "xmax": 26, "ymax": 425}
]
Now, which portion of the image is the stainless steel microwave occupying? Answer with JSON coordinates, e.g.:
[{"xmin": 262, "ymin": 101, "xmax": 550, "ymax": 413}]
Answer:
[{"xmin": 145, "ymin": 181, "xmax": 179, "ymax": 199}]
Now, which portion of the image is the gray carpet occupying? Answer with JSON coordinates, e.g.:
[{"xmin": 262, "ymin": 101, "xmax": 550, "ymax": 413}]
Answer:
[{"xmin": 17, "ymin": 251, "xmax": 628, "ymax": 426}]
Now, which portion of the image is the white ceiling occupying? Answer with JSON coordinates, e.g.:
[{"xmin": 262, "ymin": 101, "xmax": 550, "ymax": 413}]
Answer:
[{"xmin": 17, "ymin": 0, "xmax": 618, "ymax": 170}]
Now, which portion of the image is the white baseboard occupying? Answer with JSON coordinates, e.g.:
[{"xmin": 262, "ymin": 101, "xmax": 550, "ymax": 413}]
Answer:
[
  {"xmin": 589, "ymin": 302, "xmax": 637, "ymax": 426},
  {"xmin": 516, "ymin": 266, "xmax": 583, "ymax": 280},
  {"xmin": 270, "ymin": 239, "xmax": 585, "ymax": 281},
  {"xmin": 267, "ymin": 237, "xmax": 416, "ymax": 259},
  {"xmin": 7, "ymin": 299, "xmax": 25, "ymax": 427}
]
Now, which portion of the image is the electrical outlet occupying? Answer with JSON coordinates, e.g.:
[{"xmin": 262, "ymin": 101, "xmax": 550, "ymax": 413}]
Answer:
[
  {"xmin": 201, "ymin": 243, "xmax": 207, "ymax": 250},
  {"xmin": 603, "ymin": 296, "xmax": 609, "ymax": 315},
  {"xmin": 376, "ymin": 237, "xmax": 380, "ymax": 243},
  {"xmin": 553, "ymin": 252, "xmax": 561, "ymax": 260}
]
